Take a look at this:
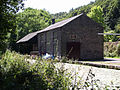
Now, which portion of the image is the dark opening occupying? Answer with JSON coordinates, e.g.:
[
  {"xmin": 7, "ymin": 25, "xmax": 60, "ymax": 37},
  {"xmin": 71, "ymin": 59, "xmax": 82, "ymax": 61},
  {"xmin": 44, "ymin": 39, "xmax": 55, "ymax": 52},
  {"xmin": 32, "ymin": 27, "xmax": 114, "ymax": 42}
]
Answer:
[
  {"xmin": 67, "ymin": 42, "xmax": 80, "ymax": 59},
  {"xmin": 18, "ymin": 36, "xmax": 38, "ymax": 54},
  {"xmin": 52, "ymin": 19, "xmax": 55, "ymax": 24}
]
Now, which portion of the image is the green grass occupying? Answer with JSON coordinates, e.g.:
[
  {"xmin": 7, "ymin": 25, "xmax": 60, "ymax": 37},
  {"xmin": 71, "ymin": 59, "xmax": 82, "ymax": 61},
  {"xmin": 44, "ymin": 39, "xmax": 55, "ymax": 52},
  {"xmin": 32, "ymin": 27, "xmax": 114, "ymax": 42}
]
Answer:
[{"xmin": 105, "ymin": 57, "xmax": 120, "ymax": 59}]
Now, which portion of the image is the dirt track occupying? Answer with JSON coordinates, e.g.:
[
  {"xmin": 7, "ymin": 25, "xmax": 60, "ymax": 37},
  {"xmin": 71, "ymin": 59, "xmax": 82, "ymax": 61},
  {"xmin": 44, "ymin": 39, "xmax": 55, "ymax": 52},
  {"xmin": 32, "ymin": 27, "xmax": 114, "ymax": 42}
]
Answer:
[{"xmin": 56, "ymin": 63, "xmax": 120, "ymax": 87}]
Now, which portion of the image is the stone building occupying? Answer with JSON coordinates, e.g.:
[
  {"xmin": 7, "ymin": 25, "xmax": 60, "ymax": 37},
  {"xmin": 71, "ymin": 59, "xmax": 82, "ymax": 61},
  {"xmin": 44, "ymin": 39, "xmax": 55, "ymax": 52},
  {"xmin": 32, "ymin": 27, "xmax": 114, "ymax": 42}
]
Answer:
[{"xmin": 17, "ymin": 13, "xmax": 104, "ymax": 60}]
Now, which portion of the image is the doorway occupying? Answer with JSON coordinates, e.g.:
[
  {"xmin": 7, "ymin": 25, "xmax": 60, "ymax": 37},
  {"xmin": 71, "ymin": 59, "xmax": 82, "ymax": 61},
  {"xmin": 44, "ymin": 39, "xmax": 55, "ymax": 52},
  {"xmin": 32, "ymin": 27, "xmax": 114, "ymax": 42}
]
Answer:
[{"xmin": 67, "ymin": 42, "xmax": 80, "ymax": 59}]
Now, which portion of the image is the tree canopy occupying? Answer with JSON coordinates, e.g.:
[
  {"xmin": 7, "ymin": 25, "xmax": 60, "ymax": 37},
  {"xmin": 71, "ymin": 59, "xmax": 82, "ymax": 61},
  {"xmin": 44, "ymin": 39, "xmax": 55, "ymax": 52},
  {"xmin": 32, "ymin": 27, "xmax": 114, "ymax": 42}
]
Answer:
[
  {"xmin": 52, "ymin": 0, "xmax": 120, "ymax": 42},
  {"xmin": 16, "ymin": 8, "xmax": 52, "ymax": 40},
  {"xmin": 0, "ymin": 0, "xmax": 25, "ymax": 52},
  {"xmin": 1, "ymin": 0, "xmax": 120, "ymax": 52},
  {"xmin": 87, "ymin": 6, "xmax": 104, "ymax": 26}
]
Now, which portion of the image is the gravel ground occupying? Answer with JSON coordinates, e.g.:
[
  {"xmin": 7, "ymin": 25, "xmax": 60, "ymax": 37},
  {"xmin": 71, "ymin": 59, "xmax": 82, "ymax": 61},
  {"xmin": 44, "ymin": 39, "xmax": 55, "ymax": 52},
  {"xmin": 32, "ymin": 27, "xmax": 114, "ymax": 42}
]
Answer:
[{"xmin": 55, "ymin": 63, "xmax": 120, "ymax": 87}]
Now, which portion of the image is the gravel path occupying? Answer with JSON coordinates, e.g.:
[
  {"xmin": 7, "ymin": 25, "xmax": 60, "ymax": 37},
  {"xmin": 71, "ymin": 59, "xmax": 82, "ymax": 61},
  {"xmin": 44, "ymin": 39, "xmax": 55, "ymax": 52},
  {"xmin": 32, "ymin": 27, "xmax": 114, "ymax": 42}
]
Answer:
[{"xmin": 55, "ymin": 63, "xmax": 120, "ymax": 87}]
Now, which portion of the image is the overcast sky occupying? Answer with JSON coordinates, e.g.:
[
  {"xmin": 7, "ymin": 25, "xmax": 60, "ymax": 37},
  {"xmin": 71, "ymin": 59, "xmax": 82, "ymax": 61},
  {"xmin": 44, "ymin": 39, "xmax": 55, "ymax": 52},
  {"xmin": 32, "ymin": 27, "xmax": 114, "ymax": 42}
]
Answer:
[{"xmin": 24, "ymin": 0, "xmax": 95, "ymax": 14}]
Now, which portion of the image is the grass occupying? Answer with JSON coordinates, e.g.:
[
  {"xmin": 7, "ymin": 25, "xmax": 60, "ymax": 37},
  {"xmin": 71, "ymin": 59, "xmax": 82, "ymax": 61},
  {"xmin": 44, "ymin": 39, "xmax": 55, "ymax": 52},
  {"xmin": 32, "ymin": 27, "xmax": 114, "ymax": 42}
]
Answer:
[{"xmin": 105, "ymin": 57, "xmax": 120, "ymax": 59}]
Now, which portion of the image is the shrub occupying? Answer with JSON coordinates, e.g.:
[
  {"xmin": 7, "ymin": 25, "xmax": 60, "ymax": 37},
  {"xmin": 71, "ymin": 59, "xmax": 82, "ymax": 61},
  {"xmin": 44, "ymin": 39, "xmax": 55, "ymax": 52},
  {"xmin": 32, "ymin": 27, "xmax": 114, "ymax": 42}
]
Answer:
[
  {"xmin": 1, "ymin": 50, "xmax": 119, "ymax": 90},
  {"xmin": 104, "ymin": 42, "xmax": 120, "ymax": 57},
  {"xmin": 0, "ymin": 50, "xmax": 71, "ymax": 90},
  {"xmin": 117, "ymin": 43, "xmax": 120, "ymax": 57},
  {"xmin": 60, "ymin": 56, "xmax": 69, "ymax": 63}
]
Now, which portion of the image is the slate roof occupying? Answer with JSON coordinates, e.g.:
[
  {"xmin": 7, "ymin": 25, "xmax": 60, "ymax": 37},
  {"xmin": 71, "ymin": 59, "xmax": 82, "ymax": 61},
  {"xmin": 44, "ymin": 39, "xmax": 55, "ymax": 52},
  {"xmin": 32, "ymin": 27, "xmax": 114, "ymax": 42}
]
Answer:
[
  {"xmin": 37, "ymin": 13, "xmax": 83, "ymax": 33},
  {"xmin": 17, "ymin": 32, "xmax": 38, "ymax": 43},
  {"xmin": 17, "ymin": 13, "xmax": 83, "ymax": 43}
]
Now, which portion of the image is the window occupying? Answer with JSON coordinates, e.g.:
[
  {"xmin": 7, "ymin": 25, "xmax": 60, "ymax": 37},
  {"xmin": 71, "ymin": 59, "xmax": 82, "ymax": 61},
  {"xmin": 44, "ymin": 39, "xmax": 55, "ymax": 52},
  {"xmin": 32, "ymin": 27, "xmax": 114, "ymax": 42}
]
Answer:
[
  {"xmin": 53, "ymin": 31, "xmax": 58, "ymax": 56},
  {"xmin": 40, "ymin": 34, "xmax": 46, "ymax": 54},
  {"xmin": 33, "ymin": 44, "xmax": 38, "ymax": 51},
  {"xmin": 46, "ymin": 32, "xmax": 51, "ymax": 53},
  {"xmin": 70, "ymin": 34, "xmax": 77, "ymax": 40}
]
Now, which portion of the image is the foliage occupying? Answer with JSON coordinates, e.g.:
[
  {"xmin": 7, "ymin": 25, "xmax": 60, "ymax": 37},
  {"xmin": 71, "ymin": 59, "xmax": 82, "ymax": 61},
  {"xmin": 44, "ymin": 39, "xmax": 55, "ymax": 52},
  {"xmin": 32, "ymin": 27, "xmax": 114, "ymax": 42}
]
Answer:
[
  {"xmin": 16, "ymin": 8, "xmax": 52, "ymax": 41},
  {"xmin": 51, "ymin": 12, "xmax": 69, "ymax": 23},
  {"xmin": 52, "ymin": 0, "xmax": 120, "ymax": 42},
  {"xmin": 104, "ymin": 42, "xmax": 120, "ymax": 57},
  {"xmin": 115, "ymin": 18, "xmax": 120, "ymax": 35},
  {"xmin": 82, "ymin": 68, "xmax": 120, "ymax": 89},
  {"xmin": 0, "ymin": 50, "xmax": 120, "ymax": 89},
  {"xmin": 104, "ymin": 30, "xmax": 119, "ymax": 42},
  {"xmin": 0, "ymin": 0, "xmax": 25, "ymax": 52},
  {"xmin": 68, "ymin": 3, "xmax": 93, "ymax": 18},
  {"xmin": 87, "ymin": 6, "xmax": 104, "ymax": 26},
  {"xmin": 1, "ymin": 0, "xmax": 120, "ymax": 52},
  {"xmin": 8, "ymin": 8, "xmax": 52, "ymax": 51},
  {"xmin": 0, "ymin": 50, "xmax": 71, "ymax": 90},
  {"xmin": 104, "ymin": 0, "xmax": 120, "ymax": 30},
  {"xmin": 60, "ymin": 57, "xmax": 69, "ymax": 63},
  {"xmin": 116, "ymin": 44, "xmax": 120, "ymax": 57},
  {"xmin": 70, "ymin": 0, "xmax": 120, "ymax": 31},
  {"xmin": 115, "ymin": 24, "xmax": 120, "ymax": 33},
  {"xmin": 51, "ymin": 12, "xmax": 68, "ymax": 20}
]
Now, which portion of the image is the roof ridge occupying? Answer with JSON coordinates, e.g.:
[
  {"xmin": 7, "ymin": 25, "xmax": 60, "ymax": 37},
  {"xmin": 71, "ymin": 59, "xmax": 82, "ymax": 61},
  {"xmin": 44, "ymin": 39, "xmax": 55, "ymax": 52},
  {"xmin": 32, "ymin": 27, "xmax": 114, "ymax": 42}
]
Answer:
[
  {"xmin": 17, "ymin": 13, "xmax": 84, "ymax": 43},
  {"xmin": 37, "ymin": 13, "xmax": 84, "ymax": 33}
]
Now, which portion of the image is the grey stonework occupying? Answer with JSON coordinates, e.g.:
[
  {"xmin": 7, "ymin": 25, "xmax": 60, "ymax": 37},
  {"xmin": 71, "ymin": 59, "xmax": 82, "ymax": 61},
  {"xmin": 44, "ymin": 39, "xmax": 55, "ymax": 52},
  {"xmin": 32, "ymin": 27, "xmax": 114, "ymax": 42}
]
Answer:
[
  {"xmin": 17, "ymin": 13, "xmax": 104, "ymax": 60},
  {"xmin": 38, "ymin": 14, "xmax": 104, "ymax": 60}
]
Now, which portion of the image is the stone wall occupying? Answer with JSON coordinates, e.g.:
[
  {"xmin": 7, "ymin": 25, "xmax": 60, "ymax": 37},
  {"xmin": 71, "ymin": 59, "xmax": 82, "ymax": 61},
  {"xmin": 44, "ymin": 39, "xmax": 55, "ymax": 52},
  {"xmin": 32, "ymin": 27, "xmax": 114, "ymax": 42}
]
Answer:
[
  {"xmin": 38, "ymin": 14, "xmax": 104, "ymax": 60},
  {"xmin": 38, "ymin": 28, "xmax": 61, "ymax": 56},
  {"xmin": 61, "ymin": 15, "xmax": 104, "ymax": 60}
]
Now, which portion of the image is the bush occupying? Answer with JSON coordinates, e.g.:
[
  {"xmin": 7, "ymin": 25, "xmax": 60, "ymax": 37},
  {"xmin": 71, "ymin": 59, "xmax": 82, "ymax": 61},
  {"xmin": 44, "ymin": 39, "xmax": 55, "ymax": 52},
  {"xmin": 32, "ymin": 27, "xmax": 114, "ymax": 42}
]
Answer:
[
  {"xmin": 1, "ymin": 50, "xmax": 119, "ymax": 90},
  {"xmin": 61, "ymin": 56, "xmax": 69, "ymax": 63},
  {"xmin": 117, "ymin": 44, "xmax": 120, "ymax": 57},
  {"xmin": 104, "ymin": 42, "xmax": 120, "ymax": 57},
  {"xmin": 0, "ymin": 50, "xmax": 71, "ymax": 90}
]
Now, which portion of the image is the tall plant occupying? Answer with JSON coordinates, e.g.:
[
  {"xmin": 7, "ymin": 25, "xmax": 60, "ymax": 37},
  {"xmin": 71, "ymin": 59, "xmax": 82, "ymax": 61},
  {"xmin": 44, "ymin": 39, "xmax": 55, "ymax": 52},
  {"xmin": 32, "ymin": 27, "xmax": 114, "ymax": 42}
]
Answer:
[{"xmin": 0, "ymin": 50, "xmax": 71, "ymax": 89}]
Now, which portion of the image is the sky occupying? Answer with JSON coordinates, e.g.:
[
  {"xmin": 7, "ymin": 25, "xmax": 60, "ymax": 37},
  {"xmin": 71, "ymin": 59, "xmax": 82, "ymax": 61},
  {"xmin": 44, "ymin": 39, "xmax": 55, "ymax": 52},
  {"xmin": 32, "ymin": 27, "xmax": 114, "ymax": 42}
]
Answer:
[{"xmin": 24, "ymin": 0, "xmax": 95, "ymax": 14}]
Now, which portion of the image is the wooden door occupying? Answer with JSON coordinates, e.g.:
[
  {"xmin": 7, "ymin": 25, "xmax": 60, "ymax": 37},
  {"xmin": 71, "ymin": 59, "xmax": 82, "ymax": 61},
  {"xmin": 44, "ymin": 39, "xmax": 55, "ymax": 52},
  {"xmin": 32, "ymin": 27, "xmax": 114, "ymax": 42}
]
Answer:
[{"xmin": 67, "ymin": 42, "xmax": 80, "ymax": 59}]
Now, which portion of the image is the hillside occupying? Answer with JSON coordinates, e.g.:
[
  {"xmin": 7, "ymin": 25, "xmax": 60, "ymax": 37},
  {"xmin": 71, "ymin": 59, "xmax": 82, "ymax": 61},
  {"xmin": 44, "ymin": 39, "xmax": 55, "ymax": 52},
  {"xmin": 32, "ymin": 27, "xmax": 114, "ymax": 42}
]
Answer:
[
  {"xmin": 1, "ymin": 0, "xmax": 120, "ymax": 52},
  {"xmin": 52, "ymin": 0, "xmax": 120, "ymax": 32}
]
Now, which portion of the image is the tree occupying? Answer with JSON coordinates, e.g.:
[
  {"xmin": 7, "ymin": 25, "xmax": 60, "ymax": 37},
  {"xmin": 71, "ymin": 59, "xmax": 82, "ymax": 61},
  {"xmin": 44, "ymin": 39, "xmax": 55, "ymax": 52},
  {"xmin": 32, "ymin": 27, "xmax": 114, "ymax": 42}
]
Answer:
[
  {"xmin": 0, "ymin": 0, "xmax": 25, "ymax": 52},
  {"xmin": 16, "ymin": 8, "xmax": 52, "ymax": 40},
  {"xmin": 104, "ymin": 30, "xmax": 118, "ymax": 42},
  {"xmin": 115, "ymin": 18, "xmax": 120, "ymax": 33},
  {"xmin": 87, "ymin": 6, "xmax": 104, "ymax": 26}
]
